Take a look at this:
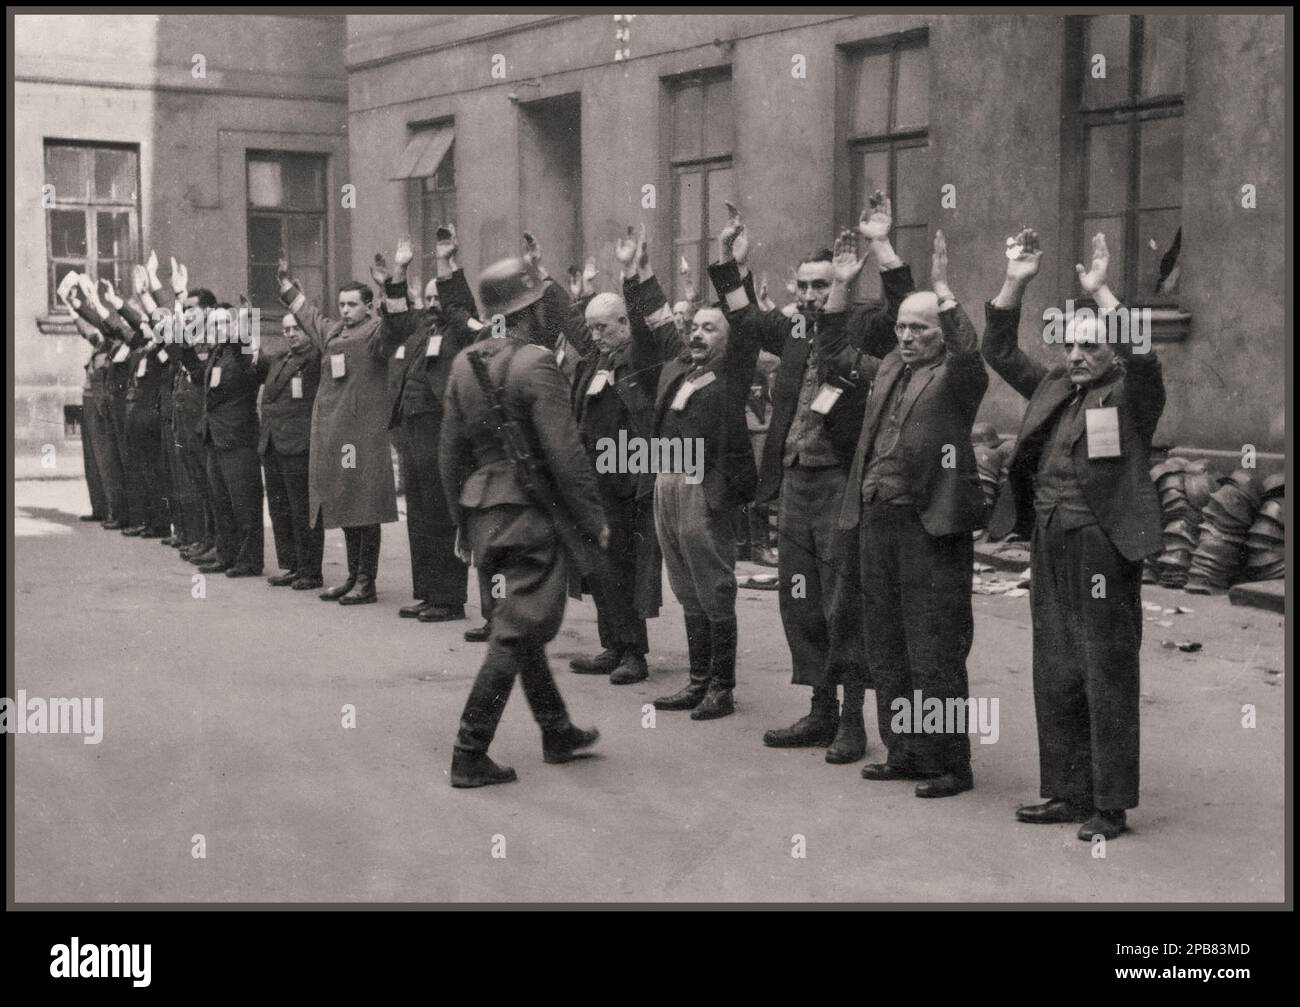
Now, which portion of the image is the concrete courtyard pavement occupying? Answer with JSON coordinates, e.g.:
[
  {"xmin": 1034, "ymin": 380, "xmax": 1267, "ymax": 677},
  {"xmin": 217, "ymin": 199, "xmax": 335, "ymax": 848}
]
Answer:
[{"xmin": 10, "ymin": 478, "xmax": 1287, "ymax": 903}]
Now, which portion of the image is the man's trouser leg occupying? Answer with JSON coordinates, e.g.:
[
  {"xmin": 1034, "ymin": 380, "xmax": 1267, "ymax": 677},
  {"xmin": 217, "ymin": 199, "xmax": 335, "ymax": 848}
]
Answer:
[
  {"xmin": 861, "ymin": 503, "xmax": 973, "ymax": 774},
  {"xmin": 206, "ymin": 444, "xmax": 237, "ymax": 564},
  {"xmin": 218, "ymin": 445, "xmax": 264, "ymax": 570},
  {"xmin": 396, "ymin": 422, "xmax": 433, "ymax": 602},
  {"xmin": 262, "ymin": 445, "xmax": 297, "ymax": 572},
  {"xmin": 180, "ymin": 434, "xmax": 211, "ymax": 545},
  {"xmin": 92, "ymin": 398, "xmax": 127, "ymax": 522},
  {"xmin": 119, "ymin": 405, "xmax": 147, "ymax": 527},
  {"xmin": 279, "ymin": 450, "xmax": 322, "ymax": 579},
  {"xmin": 129, "ymin": 411, "xmax": 168, "ymax": 533},
  {"xmin": 1031, "ymin": 518, "xmax": 1141, "ymax": 811},
  {"xmin": 404, "ymin": 413, "xmax": 467, "ymax": 607},
  {"xmin": 81, "ymin": 395, "xmax": 107, "ymax": 518},
  {"xmin": 159, "ymin": 419, "xmax": 178, "ymax": 534},
  {"xmin": 454, "ymin": 505, "xmax": 570, "ymax": 755},
  {"xmin": 591, "ymin": 492, "xmax": 649, "ymax": 655},
  {"xmin": 653, "ymin": 473, "xmax": 737, "ymax": 624}
]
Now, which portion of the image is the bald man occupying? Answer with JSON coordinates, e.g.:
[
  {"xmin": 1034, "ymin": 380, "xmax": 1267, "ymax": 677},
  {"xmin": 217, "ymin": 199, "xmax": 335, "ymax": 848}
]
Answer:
[
  {"xmin": 836, "ymin": 232, "xmax": 989, "ymax": 799},
  {"xmin": 566, "ymin": 291, "xmax": 662, "ymax": 684},
  {"xmin": 983, "ymin": 231, "xmax": 1164, "ymax": 841}
]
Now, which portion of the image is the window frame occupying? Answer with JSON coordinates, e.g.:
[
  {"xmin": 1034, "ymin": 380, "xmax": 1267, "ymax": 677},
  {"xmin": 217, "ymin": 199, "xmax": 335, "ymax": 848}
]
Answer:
[{"xmin": 246, "ymin": 150, "xmax": 329, "ymax": 313}]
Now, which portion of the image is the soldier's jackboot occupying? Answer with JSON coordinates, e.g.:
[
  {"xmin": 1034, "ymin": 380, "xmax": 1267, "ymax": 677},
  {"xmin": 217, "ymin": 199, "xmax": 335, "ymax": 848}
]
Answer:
[
  {"xmin": 825, "ymin": 682, "xmax": 868, "ymax": 764},
  {"xmin": 654, "ymin": 613, "xmax": 712, "ymax": 710},
  {"xmin": 542, "ymin": 724, "xmax": 601, "ymax": 764},
  {"xmin": 339, "ymin": 574, "xmax": 377, "ymax": 605},
  {"xmin": 450, "ymin": 751, "xmax": 518, "ymax": 788},
  {"xmin": 691, "ymin": 617, "xmax": 737, "ymax": 721},
  {"xmin": 764, "ymin": 685, "xmax": 839, "ymax": 748},
  {"xmin": 451, "ymin": 649, "xmax": 519, "ymax": 788}
]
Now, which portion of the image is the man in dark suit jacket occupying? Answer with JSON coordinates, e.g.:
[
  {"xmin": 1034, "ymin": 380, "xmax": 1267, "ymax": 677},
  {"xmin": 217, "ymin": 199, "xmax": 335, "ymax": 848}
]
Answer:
[
  {"xmin": 198, "ymin": 306, "xmax": 264, "ymax": 577},
  {"xmin": 983, "ymin": 230, "xmax": 1164, "ymax": 841},
  {"xmin": 439, "ymin": 256, "xmax": 609, "ymax": 788},
  {"xmin": 716, "ymin": 194, "xmax": 914, "ymax": 765},
  {"xmin": 255, "ymin": 312, "xmax": 323, "ymax": 590},
  {"xmin": 638, "ymin": 212, "xmax": 762, "ymax": 722},
  {"xmin": 836, "ymin": 230, "xmax": 988, "ymax": 799}
]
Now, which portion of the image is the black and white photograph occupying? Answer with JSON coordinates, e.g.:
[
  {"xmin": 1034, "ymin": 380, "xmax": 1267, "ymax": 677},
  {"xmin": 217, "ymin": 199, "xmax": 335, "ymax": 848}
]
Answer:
[{"xmin": 6, "ymin": 6, "xmax": 1291, "ymax": 945}]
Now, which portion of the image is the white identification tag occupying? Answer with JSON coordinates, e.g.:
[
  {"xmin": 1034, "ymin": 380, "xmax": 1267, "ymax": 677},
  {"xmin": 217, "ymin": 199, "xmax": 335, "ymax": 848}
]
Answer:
[
  {"xmin": 426, "ymin": 335, "xmax": 443, "ymax": 357},
  {"xmin": 157, "ymin": 349, "xmax": 168, "ymax": 364},
  {"xmin": 1085, "ymin": 406, "xmax": 1122, "ymax": 458},
  {"xmin": 291, "ymin": 375, "xmax": 304, "ymax": 400},
  {"xmin": 112, "ymin": 345, "xmax": 129, "ymax": 364},
  {"xmin": 209, "ymin": 366, "xmax": 222, "ymax": 388},
  {"xmin": 135, "ymin": 357, "xmax": 147, "ymax": 378},
  {"xmin": 395, "ymin": 344, "xmax": 406, "ymax": 360},
  {"xmin": 809, "ymin": 384, "xmax": 844, "ymax": 415},
  {"xmin": 586, "ymin": 370, "xmax": 611, "ymax": 396},
  {"xmin": 556, "ymin": 348, "xmax": 566, "ymax": 367},
  {"xmin": 671, "ymin": 370, "xmax": 716, "ymax": 412},
  {"xmin": 330, "ymin": 353, "xmax": 346, "ymax": 379}
]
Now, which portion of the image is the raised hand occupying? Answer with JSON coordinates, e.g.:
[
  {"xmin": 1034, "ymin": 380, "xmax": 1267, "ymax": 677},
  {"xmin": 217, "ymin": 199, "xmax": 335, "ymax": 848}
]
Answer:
[
  {"xmin": 522, "ymin": 231, "xmax": 542, "ymax": 268},
  {"xmin": 434, "ymin": 224, "xmax": 458, "ymax": 261},
  {"xmin": 831, "ymin": 228, "xmax": 865, "ymax": 284},
  {"xmin": 635, "ymin": 222, "xmax": 650, "ymax": 275},
  {"xmin": 1075, "ymin": 231, "xmax": 1109, "ymax": 294},
  {"xmin": 276, "ymin": 250, "xmax": 291, "ymax": 285},
  {"xmin": 131, "ymin": 264, "xmax": 150, "ymax": 297},
  {"xmin": 394, "ymin": 235, "xmax": 414, "ymax": 268},
  {"xmin": 679, "ymin": 255, "xmax": 690, "ymax": 277},
  {"xmin": 170, "ymin": 258, "xmax": 188, "ymax": 295},
  {"xmin": 614, "ymin": 226, "xmax": 638, "ymax": 275},
  {"xmin": 1005, "ymin": 227, "xmax": 1042, "ymax": 285},
  {"xmin": 98, "ymin": 278, "xmax": 124, "ymax": 310},
  {"xmin": 785, "ymin": 266, "xmax": 798, "ymax": 297},
  {"xmin": 858, "ymin": 191, "xmax": 893, "ymax": 242},
  {"xmin": 567, "ymin": 267, "xmax": 582, "ymax": 299},
  {"xmin": 720, "ymin": 200, "xmax": 749, "ymax": 266},
  {"xmin": 757, "ymin": 273, "xmax": 777, "ymax": 313},
  {"xmin": 931, "ymin": 229, "xmax": 955, "ymax": 302},
  {"xmin": 370, "ymin": 253, "xmax": 391, "ymax": 287},
  {"xmin": 57, "ymin": 271, "xmax": 81, "ymax": 308},
  {"xmin": 145, "ymin": 250, "xmax": 161, "ymax": 290}
]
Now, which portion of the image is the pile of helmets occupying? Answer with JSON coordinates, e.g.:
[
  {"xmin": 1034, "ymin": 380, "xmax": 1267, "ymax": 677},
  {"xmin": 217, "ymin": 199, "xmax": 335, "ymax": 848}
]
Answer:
[
  {"xmin": 1147, "ymin": 457, "xmax": 1215, "ymax": 588},
  {"xmin": 1242, "ymin": 474, "xmax": 1285, "ymax": 582},
  {"xmin": 1186, "ymin": 469, "xmax": 1263, "ymax": 593},
  {"xmin": 972, "ymin": 423, "xmax": 1015, "ymax": 512}
]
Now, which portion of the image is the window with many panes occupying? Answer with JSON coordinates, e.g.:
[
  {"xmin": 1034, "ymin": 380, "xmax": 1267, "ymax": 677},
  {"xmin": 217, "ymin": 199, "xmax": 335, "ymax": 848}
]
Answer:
[
  {"xmin": 1065, "ymin": 14, "xmax": 1186, "ymax": 306},
  {"xmin": 247, "ymin": 152, "xmax": 328, "ymax": 312},
  {"xmin": 44, "ymin": 141, "xmax": 140, "ymax": 312},
  {"xmin": 845, "ymin": 33, "xmax": 930, "ymax": 301},
  {"xmin": 667, "ymin": 71, "xmax": 734, "ymax": 304}
]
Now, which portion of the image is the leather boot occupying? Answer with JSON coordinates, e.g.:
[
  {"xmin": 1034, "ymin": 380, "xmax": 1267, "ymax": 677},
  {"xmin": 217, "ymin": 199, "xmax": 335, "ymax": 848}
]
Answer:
[
  {"xmin": 450, "ymin": 751, "xmax": 518, "ymax": 788},
  {"xmin": 339, "ymin": 574, "xmax": 377, "ymax": 605},
  {"xmin": 542, "ymin": 724, "xmax": 600, "ymax": 764},
  {"xmin": 691, "ymin": 617, "xmax": 737, "ymax": 720},
  {"xmin": 319, "ymin": 577, "xmax": 356, "ymax": 602},
  {"xmin": 763, "ymin": 685, "xmax": 838, "ymax": 747},
  {"xmin": 609, "ymin": 650, "xmax": 649, "ymax": 685},
  {"xmin": 570, "ymin": 649, "xmax": 620, "ymax": 675},
  {"xmin": 825, "ymin": 682, "xmax": 868, "ymax": 764},
  {"xmin": 654, "ymin": 613, "xmax": 712, "ymax": 710}
]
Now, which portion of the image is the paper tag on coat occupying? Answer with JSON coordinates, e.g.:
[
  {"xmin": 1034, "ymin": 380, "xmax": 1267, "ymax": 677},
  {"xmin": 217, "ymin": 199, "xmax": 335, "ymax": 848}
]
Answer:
[
  {"xmin": 135, "ymin": 357, "xmax": 148, "ymax": 378},
  {"xmin": 670, "ymin": 370, "xmax": 716, "ymax": 411},
  {"xmin": 157, "ymin": 349, "xmax": 169, "ymax": 364},
  {"xmin": 1085, "ymin": 406, "xmax": 1122, "ymax": 458},
  {"xmin": 586, "ymin": 370, "xmax": 611, "ymax": 396},
  {"xmin": 395, "ymin": 344, "xmax": 406, "ymax": 360},
  {"xmin": 112, "ymin": 345, "xmax": 130, "ymax": 363},
  {"xmin": 330, "ymin": 353, "xmax": 346, "ymax": 379},
  {"xmin": 555, "ymin": 347, "xmax": 566, "ymax": 367},
  {"xmin": 426, "ymin": 335, "xmax": 443, "ymax": 357},
  {"xmin": 291, "ymin": 375, "xmax": 303, "ymax": 399},
  {"xmin": 809, "ymin": 384, "xmax": 844, "ymax": 415},
  {"xmin": 209, "ymin": 366, "xmax": 222, "ymax": 388}
]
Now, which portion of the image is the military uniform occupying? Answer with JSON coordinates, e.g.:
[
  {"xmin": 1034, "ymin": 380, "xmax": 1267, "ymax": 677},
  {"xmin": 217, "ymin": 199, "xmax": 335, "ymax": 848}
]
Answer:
[{"xmin": 438, "ymin": 260, "xmax": 607, "ymax": 786}]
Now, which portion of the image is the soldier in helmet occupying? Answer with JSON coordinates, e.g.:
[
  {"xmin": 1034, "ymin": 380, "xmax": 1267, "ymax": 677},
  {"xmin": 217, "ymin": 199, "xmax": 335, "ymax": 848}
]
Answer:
[{"xmin": 439, "ymin": 254, "xmax": 610, "ymax": 788}]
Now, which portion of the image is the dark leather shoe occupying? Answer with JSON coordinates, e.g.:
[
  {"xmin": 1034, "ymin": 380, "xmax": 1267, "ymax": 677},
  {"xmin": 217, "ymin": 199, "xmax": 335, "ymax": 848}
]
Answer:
[
  {"xmin": 542, "ymin": 724, "xmax": 600, "ymax": 764},
  {"xmin": 653, "ymin": 681, "xmax": 708, "ymax": 711},
  {"xmin": 915, "ymin": 770, "xmax": 974, "ymax": 798},
  {"xmin": 860, "ymin": 762, "xmax": 939, "ymax": 782},
  {"xmin": 198, "ymin": 560, "xmax": 231, "ymax": 574},
  {"xmin": 825, "ymin": 709, "xmax": 868, "ymax": 764},
  {"xmin": 319, "ymin": 578, "xmax": 356, "ymax": 602},
  {"xmin": 690, "ymin": 686, "xmax": 735, "ymax": 720},
  {"xmin": 189, "ymin": 547, "xmax": 219, "ymax": 566},
  {"xmin": 101, "ymin": 519, "xmax": 126, "ymax": 530},
  {"xmin": 225, "ymin": 565, "xmax": 262, "ymax": 578},
  {"xmin": 399, "ymin": 601, "xmax": 431, "ymax": 618},
  {"xmin": 464, "ymin": 622, "xmax": 491, "ymax": 642},
  {"xmin": 570, "ymin": 649, "xmax": 620, "ymax": 674},
  {"xmin": 1016, "ymin": 798, "xmax": 1092, "ymax": 825},
  {"xmin": 609, "ymin": 651, "xmax": 648, "ymax": 685},
  {"xmin": 450, "ymin": 751, "xmax": 518, "ymax": 788},
  {"xmin": 160, "ymin": 535, "xmax": 181, "ymax": 546},
  {"xmin": 1078, "ymin": 809, "xmax": 1127, "ymax": 841},
  {"xmin": 291, "ymin": 575, "xmax": 324, "ymax": 591},
  {"xmin": 139, "ymin": 529, "xmax": 167, "ymax": 539},
  {"xmin": 763, "ymin": 713, "xmax": 838, "ymax": 748},
  {"xmin": 267, "ymin": 571, "xmax": 298, "ymax": 587},
  {"xmin": 80, "ymin": 514, "xmax": 103, "ymax": 522},
  {"xmin": 338, "ymin": 575, "xmax": 376, "ymax": 605},
  {"xmin": 417, "ymin": 604, "xmax": 465, "ymax": 623},
  {"xmin": 121, "ymin": 525, "xmax": 147, "ymax": 537}
]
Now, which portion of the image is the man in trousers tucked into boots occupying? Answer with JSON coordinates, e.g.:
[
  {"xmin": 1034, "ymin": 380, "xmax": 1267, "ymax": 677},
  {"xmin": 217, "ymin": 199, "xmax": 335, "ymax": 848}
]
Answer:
[
  {"xmin": 439, "ymin": 256, "xmax": 609, "ymax": 787},
  {"xmin": 629, "ymin": 210, "xmax": 761, "ymax": 721}
]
